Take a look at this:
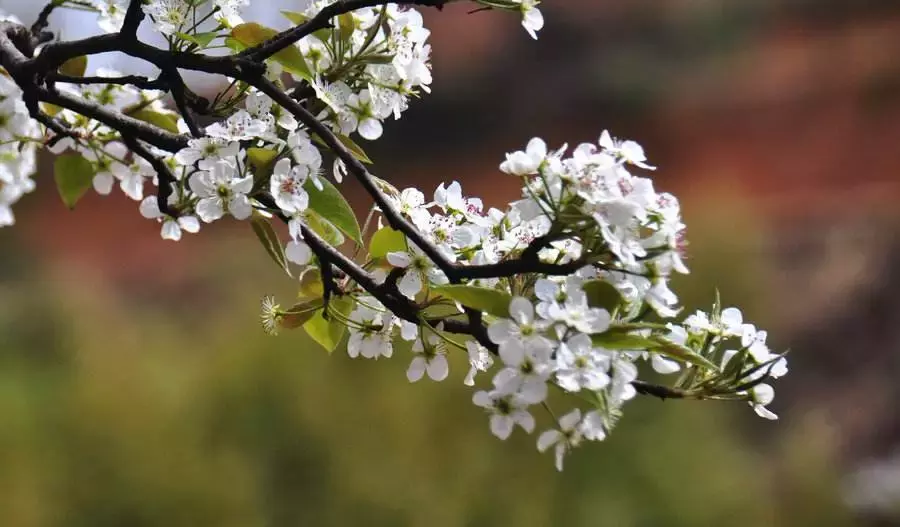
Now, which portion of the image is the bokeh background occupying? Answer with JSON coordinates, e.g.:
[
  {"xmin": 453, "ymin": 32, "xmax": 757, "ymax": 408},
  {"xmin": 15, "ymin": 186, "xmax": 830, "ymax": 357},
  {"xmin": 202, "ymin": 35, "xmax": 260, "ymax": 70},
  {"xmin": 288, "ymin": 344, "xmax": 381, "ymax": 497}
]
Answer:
[{"xmin": 2, "ymin": 1, "xmax": 900, "ymax": 525}]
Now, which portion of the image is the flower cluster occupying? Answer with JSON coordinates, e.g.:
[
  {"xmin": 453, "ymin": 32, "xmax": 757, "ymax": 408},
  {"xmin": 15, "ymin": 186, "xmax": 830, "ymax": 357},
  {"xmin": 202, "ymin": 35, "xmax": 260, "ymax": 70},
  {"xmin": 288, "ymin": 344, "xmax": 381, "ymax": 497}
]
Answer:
[
  {"xmin": 0, "ymin": 0, "xmax": 787, "ymax": 472},
  {"xmin": 0, "ymin": 13, "xmax": 41, "ymax": 227},
  {"xmin": 0, "ymin": 72, "xmax": 39, "ymax": 226},
  {"xmin": 301, "ymin": 2, "xmax": 433, "ymax": 141}
]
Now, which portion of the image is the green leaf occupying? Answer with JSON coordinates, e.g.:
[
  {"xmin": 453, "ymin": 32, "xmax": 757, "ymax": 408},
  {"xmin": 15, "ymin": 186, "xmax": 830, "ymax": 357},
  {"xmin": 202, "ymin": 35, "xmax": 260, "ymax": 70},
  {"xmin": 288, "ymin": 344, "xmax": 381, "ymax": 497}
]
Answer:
[
  {"xmin": 247, "ymin": 147, "xmax": 279, "ymax": 184},
  {"xmin": 591, "ymin": 330, "xmax": 720, "ymax": 371},
  {"xmin": 303, "ymin": 296, "xmax": 352, "ymax": 353},
  {"xmin": 224, "ymin": 37, "xmax": 244, "ymax": 52},
  {"xmin": 358, "ymin": 54, "xmax": 395, "ymax": 65},
  {"xmin": 280, "ymin": 298, "xmax": 322, "ymax": 329},
  {"xmin": 298, "ymin": 269, "xmax": 324, "ymax": 299},
  {"xmin": 231, "ymin": 22, "xmax": 312, "ymax": 80},
  {"xmin": 304, "ymin": 210, "xmax": 345, "ymax": 247},
  {"xmin": 42, "ymin": 102, "xmax": 63, "ymax": 117},
  {"xmin": 368, "ymin": 226, "xmax": 406, "ymax": 259},
  {"xmin": 127, "ymin": 108, "xmax": 180, "ymax": 134},
  {"xmin": 312, "ymin": 133, "xmax": 373, "ymax": 164},
  {"xmin": 582, "ymin": 279, "xmax": 624, "ymax": 311},
  {"xmin": 58, "ymin": 55, "xmax": 87, "ymax": 77},
  {"xmin": 250, "ymin": 214, "xmax": 293, "ymax": 277},
  {"xmin": 652, "ymin": 338, "xmax": 720, "ymax": 371},
  {"xmin": 591, "ymin": 331, "xmax": 658, "ymax": 351},
  {"xmin": 53, "ymin": 154, "xmax": 95, "ymax": 209},
  {"xmin": 280, "ymin": 10, "xmax": 309, "ymax": 25},
  {"xmin": 304, "ymin": 177, "xmax": 361, "ymax": 246},
  {"xmin": 174, "ymin": 31, "xmax": 219, "ymax": 48},
  {"xmin": 337, "ymin": 13, "xmax": 356, "ymax": 43},
  {"xmin": 430, "ymin": 285, "xmax": 513, "ymax": 318}
]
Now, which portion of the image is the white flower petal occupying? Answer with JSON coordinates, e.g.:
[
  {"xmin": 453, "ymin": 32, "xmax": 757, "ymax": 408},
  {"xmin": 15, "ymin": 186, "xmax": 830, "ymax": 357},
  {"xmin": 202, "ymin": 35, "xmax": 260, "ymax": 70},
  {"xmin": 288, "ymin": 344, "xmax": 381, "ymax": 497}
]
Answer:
[
  {"xmin": 406, "ymin": 356, "xmax": 426, "ymax": 383},
  {"xmin": 426, "ymin": 355, "xmax": 449, "ymax": 382},
  {"xmin": 537, "ymin": 429, "xmax": 560, "ymax": 452}
]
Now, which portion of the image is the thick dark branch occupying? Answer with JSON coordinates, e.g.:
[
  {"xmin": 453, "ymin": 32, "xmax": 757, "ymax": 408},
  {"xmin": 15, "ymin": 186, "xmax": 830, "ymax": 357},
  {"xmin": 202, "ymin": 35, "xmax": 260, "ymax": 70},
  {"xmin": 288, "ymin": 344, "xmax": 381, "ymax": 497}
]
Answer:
[
  {"xmin": 45, "ymin": 73, "xmax": 165, "ymax": 90},
  {"xmin": 120, "ymin": 0, "xmax": 145, "ymax": 39},
  {"xmin": 39, "ymin": 86, "xmax": 188, "ymax": 151},
  {"xmin": 451, "ymin": 257, "xmax": 588, "ymax": 280},
  {"xmin": 162, "ymin": 68, "xmax": 202, "ymax": 137}
]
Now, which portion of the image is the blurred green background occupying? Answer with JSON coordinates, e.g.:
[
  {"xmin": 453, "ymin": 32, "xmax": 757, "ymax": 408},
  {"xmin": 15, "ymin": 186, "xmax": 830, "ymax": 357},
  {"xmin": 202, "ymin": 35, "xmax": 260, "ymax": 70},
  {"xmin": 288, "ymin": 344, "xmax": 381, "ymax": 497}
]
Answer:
[{"xmin": 3, "ymin": 1, "xmax": 900, "ymax": 525}]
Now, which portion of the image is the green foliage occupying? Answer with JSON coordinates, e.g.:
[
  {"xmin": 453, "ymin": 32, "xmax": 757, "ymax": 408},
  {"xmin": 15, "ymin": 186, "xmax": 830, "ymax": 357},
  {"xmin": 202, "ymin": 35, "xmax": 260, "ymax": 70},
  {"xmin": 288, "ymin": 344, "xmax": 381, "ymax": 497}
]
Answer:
[
  {"xmin": 368, "ymin": 226, "xmax": 406, "ymax": 258},
  {"xmin": 126, "ymin": 107, "xmax": 181, "ymax": 134},
  {"xmin": 312, "ymin": 132, "xmax": 373, "ymax": 164},
  {"xmin": 174, "ymin": 31, "xmax": 219, "ymax": 48},
  {"xmin": 58, "ymin": 55, "xmax": 87, "ymax": 77},
  {"xmin": 582, "ymin": 279, "xmax": 624, "ymax": 311},
  {"xmin": 304, "ymin": 178, "xmax": 362, "ymax": 246},
  {"xmin": 230, "ymin": 23, "xmax": 312, "ymax": 80},
  {"xmin": 250, "ymin": 214, "xmax": 292, "ymax": 277},
  {"xmin": 303, "ymin": 296, "xmax": 352, "ymax": 353},
  {"xmin": 592, "ymin": 329, "xmax": 718, "ymax": 370},
  {"xmin": 431, "ymin": 285, "xmax": 513, "ymax": 318},
  {"xmin": 53, "ymin": 153, "xmax": 94, "ymax": 209},
  {"xmin": 304, "ymin": 210, "xmax": 345, "ymax": 247}
]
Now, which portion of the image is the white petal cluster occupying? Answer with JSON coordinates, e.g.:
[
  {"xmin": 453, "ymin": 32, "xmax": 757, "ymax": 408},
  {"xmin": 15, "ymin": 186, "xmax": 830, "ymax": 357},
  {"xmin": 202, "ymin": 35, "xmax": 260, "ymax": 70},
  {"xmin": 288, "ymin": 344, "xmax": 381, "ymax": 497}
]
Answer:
[
  {"xmin": 86, "ymin": 0, "xmax": 127, "ymax": 33},
  {"xmin": 0, "ymin": 71, "xmax": 40, "ymax": 227},
  {"xmin": 301, "ymin": 3, "xmax": 433, "ymax": 141}
]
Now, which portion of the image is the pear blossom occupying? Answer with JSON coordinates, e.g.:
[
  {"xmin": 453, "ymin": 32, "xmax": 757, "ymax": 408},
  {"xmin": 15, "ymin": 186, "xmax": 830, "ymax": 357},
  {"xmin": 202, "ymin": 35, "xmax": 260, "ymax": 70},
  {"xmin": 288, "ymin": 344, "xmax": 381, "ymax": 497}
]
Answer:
[
  {"xmin": 500, "ymin": 137, "xmax": 547, "ymax": 176},
  {"xmin": 464, "ymin": 341, "xmax": 494, "ymax": 386},
  {"xmin": 270, "ymin": 158, "xmax": 310, "ymax": 214},
  {"xmin": 407, "ymin": 333, "xmax": 449, "ymax": 382},
  {"xmin": 554, "ymin": 333, "xmax": 611, "ymax": 392},
  {"xmin": 537, "ymin": 409, "xmax": 583, "ymax": 471},
  {"xmin": 347, "ymin": 304, "xmax": 394, "ymax": 359},
  {"xmin": 386, "ymin": 242, "xmax": 449, "ymax": 299},
  {"xmin": 599, "ymin": 130, "xmax": 655, "ymax": 170},
  {"xmin": 189, "ymin": 161, "xmax": 254, "ymax": 222},
  {"xmin": 142, "ymin": 0, "xmax": 190, "ymax": 36},
  {"xmin": 139, "ymin": 197, "xmax": 200, "ymax": 241},
  {"xmin": 488, "ymin": 297, "xmax": 549, "ymax": 353},
  {"xmin": 473, "ymin": 385, "xmax": 536, "ymax": 440}
]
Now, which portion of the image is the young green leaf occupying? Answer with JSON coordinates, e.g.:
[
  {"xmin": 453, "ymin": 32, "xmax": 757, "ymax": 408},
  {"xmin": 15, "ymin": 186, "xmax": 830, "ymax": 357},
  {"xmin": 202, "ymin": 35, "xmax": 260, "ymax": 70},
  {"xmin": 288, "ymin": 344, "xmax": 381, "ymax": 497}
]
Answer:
[
  {"xmin": 53, "ymin": 154, "xmax": 95, "ymax": 209},
  {"xmin": 591, "ymin": 330, "xmax": 720, "ymax": 371},
  {"xmin": 247, "ymin": 147, "xmax": 279, "ymax": 186},
  {"xmin": 369, "ymin": 226, "xmax": 406, "ymax": 258},
  {"xmin": 174, "ymin": 31, "xmax": 219, "ymax": 48},
  {"xmin": 58, "ymin": 55, "xmax": 87, "ymax": 77},
  {"xmin": 304, "ymin": 210, "xmax": 345, "ymax": 247},
  {"xmin": 652, "ymin": 338, "xmax": 720, "ymax": 371},
  {"xmin": 250, "ymin": 214, "xmax": 293, "ymax": 277},
  {"xmin": 312, "ymin": 133, "xmax": 373, "ymax": 164},
  {"xmin": 430, "ymin": 285, "xmax": 513, "ymax": 318},
  {"xmin": 298, "ymin": 269, "xmax": 324, "ymax": 299},
  {"xmin": 303, "ymin": 297, "xmax": 352, "ymax": 353},
  {"xmin": 591, "ymin": 331, "xmax": 658, "ymax": 351},
  {"xmin": 280, "ymin": 298, "xmax": 323, "ymax": 329},
  {"xmin": 304, "ymin": 177, "xmax": 362, "ymax": 246},
  {"xmin": 582, "ymin": 279, "xmax": 624, "ymax": 311},
  {"xmin": 127, "ymin": 108, "xmax": 180, "ymax": 134},
  {"xmin": 231, "ymin": 23, "xmax": 312, "ymax": 80},
  {"xmin": 280, "ymin": 10, "xmax": 309, "ymax": 25},
  {"xmin": 337, "ymin": 13, "xmax": 356, "ymax": 44}
]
